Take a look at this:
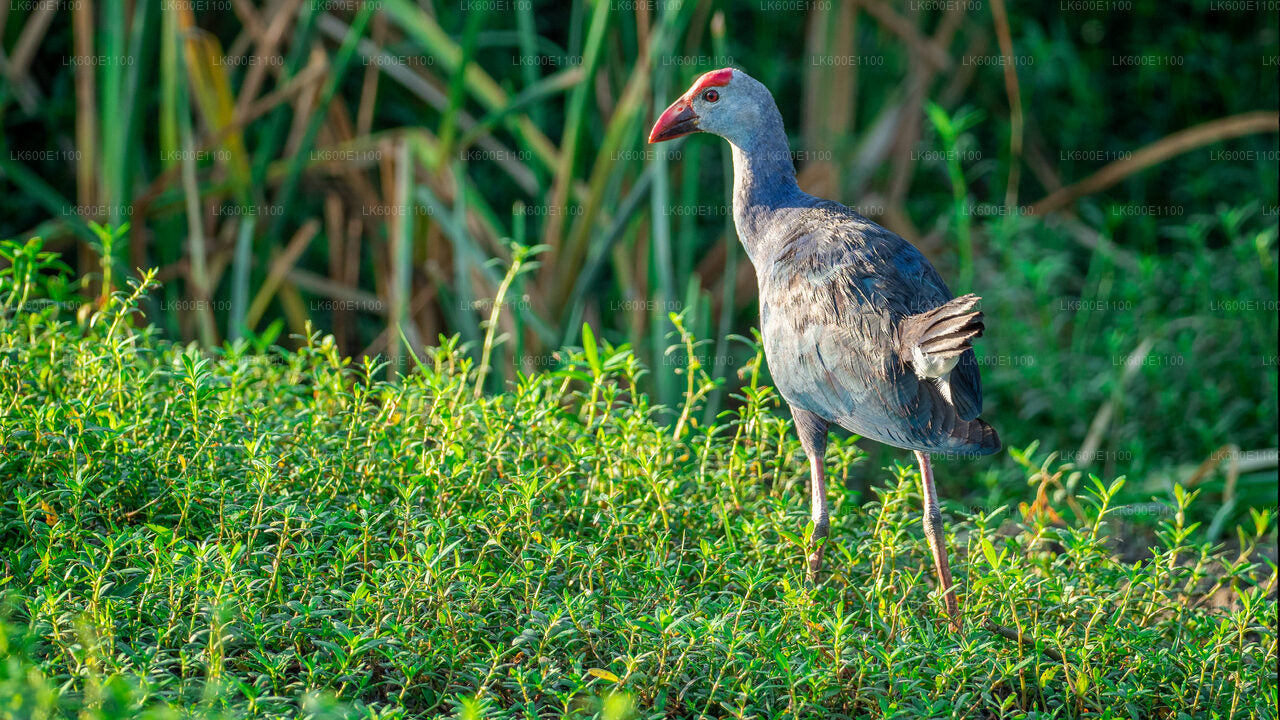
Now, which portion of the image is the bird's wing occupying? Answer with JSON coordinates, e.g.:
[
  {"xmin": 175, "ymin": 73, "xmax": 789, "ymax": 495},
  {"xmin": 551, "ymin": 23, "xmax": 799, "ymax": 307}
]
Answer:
[
  {"xmin": 759, "ymin": 209, "xmax": 994, "ymax": 454},
  {"xmin": 949, "ymin": 345, "xmax": 983, "ymax": 420}
]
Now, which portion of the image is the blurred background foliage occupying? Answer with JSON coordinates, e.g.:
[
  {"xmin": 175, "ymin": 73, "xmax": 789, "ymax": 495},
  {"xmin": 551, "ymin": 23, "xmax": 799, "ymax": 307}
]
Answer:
[{"xmin": 0, "ymin": 0, "xmax": 1277, "ymax": 525}]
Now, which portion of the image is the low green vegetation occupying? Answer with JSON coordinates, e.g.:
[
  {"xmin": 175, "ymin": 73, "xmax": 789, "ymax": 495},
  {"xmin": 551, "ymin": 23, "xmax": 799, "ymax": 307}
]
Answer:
[
  {"xmin": 2, "ymin": 0, "xmax": 1276, "ymax": 715},
  {"xmin": 1, "ymin": 239, "xmax": 1274, "ymax": 719}
]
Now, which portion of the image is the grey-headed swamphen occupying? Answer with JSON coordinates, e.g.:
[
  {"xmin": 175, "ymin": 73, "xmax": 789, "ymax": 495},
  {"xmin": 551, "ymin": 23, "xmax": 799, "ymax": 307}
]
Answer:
[{"xmin": 649, "ymin": 67, "xmax": 1000, "ymax": 628}]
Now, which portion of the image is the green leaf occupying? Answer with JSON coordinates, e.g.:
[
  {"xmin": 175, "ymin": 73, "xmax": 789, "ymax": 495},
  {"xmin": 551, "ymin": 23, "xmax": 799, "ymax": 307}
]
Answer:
[
  {"xmin": 588, "ymin": 668, "xmax": 620, "ymax": 683},
  {"xmin": 582, "ymin": 322, "xmax": 601, "ymax": 375},
  {"xmin": 1074, "ymin": 671, "xmax": 1089, "ymax": 696},
  {"xmin": 1108, "ymin": 475, "xmax": 1127, "ymax": 496},
  {"xmin": 981, "ymin": 537, "xmax": 999, "ymax": 569}
]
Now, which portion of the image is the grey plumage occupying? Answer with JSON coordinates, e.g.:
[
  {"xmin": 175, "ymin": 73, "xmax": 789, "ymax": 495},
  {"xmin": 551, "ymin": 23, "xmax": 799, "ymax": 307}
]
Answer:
[{"xmin": 753, "ymin": 201, "xmax": 1000, "ymax": 455}]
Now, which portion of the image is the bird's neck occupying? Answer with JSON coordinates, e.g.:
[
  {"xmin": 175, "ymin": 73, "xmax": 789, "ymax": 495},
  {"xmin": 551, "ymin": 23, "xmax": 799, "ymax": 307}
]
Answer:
[{"xmin": 728, "ymin": 120, "xmax": 806, "ymax": 267}]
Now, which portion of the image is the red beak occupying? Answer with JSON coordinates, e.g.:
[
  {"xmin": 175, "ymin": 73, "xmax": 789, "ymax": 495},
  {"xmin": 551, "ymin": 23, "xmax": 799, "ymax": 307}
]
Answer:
[{"xmin": 648, "ymin": 99, "xmax": 699, "ymax": 143}]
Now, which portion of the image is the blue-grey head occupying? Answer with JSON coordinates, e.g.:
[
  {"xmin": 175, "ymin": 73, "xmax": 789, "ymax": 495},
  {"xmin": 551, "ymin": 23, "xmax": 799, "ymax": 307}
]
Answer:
[{"xmin": 648, "ymin": 68, "xmax": 787, "ymax": 156}]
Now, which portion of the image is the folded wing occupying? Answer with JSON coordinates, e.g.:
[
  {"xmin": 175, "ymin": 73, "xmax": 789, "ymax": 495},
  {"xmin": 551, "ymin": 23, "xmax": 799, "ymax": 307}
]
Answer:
[{"xmin": 759, "ymin": 208, "xmax": 999, "ymax": 455}]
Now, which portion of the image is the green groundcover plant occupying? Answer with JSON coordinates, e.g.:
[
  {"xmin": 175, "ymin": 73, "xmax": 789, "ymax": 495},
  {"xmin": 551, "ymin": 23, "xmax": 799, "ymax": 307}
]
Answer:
[{"xmin": 0, "ymin": 236, "xmax": 1275, "ymax": 718}]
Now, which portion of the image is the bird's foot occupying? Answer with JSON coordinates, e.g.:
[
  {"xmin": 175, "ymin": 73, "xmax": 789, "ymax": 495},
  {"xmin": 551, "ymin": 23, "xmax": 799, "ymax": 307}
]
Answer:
[
  {"xmin": 941, "ymin": 589, "xmax": 962, "ymax": 631},
  {"xmin": 806, "ymin": 548, "xmax": 824, "ymax": 583},
  {"xmin": 805, "ymin": 515, "xmax": 830, "ymax": 583}
]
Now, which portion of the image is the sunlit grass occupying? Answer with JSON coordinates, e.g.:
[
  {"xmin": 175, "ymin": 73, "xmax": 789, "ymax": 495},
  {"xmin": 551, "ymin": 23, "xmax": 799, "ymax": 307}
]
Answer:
[{"xmin": 1, "ymin": 240, "xmax": 1275, "ymax": 718}]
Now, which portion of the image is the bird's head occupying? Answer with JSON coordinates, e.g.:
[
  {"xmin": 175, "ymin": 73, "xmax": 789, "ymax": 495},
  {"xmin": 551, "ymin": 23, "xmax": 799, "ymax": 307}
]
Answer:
[{"xmin": 648, "ymin": 68, "xmax": 773, "ymax": 147}]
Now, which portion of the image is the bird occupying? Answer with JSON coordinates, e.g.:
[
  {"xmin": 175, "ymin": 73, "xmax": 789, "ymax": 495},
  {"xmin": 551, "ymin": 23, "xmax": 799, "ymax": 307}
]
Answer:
[{"xmin": 649, "ymin": 67, "xmax": 1000, "ymax": 628}]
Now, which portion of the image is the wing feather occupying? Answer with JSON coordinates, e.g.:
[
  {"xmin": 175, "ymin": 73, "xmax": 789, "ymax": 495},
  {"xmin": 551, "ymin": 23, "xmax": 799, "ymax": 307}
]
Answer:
[{"xmin": 759, "ymin": 204, "xmax": 996, "ymax": 454}]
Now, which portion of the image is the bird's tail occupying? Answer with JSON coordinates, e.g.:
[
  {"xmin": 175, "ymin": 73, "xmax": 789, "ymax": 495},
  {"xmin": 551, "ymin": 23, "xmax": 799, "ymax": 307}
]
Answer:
[
  {"xmin": 949, "ymin": 417, "xmax": 1002, "ymax": 455},
  {"xmin": 900, "ymin": 293, "xmax": 985, "ymax": 367}
]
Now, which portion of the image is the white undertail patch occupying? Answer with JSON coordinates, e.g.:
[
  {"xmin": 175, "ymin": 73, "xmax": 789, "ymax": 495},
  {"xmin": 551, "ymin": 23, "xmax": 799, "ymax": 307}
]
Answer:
[{"xmin": 912, "ymin": 344, "xmax": 960, "ymax": 379}]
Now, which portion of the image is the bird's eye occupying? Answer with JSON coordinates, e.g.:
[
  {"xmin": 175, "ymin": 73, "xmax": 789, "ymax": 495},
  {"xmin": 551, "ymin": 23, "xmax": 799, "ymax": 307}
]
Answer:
[{"xmin": 702, "ymin": 89, "xmax": 719, "ymax": 103}]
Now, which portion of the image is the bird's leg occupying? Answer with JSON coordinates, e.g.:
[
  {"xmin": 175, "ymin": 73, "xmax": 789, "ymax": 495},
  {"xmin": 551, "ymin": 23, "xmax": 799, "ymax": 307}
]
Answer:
[
  {"xmin": 915, "ymin": 450, "xmax": 960, "ymax": 628},
  {"xmin": 792, "ymin": 408, "xmax": 829, "ymax": 581},
  {"xmin": 807, "ymin": 452, "xmax": 829, "ymax": 579}
]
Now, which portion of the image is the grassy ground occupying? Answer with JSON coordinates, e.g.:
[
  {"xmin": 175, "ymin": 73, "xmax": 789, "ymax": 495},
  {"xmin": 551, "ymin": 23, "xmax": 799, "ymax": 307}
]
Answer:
[
  {"xmin": 2, "ymin": 2, "xmax": 1276, "ymax": 717},
  {"xmin": 1, "ymin": 244, "xmax": 1275, "ymax": 719}
]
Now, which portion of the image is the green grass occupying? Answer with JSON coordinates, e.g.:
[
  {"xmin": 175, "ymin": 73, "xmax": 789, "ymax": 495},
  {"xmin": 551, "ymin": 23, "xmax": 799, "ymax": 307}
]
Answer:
[
  {"xmin": 2, "ymin": 2, "xmax": 1276, "ymax": 716},
  {"xmin": 1, "ymin": 241, "xmax": 1275, "ymax": 719}
]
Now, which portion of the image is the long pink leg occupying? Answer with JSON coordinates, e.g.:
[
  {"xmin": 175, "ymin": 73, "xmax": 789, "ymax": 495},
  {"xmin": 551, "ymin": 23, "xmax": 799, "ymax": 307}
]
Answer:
[
  {"xmin": 915, "ymin": 450, "xmax": 960, "ymax": 628},
  {"xmin": 806, "ymin": 451, "xmax": 829, "ymax": 580},
  {"xmin": 792, "ymin": 408, "xmax": 829, "ymax": 581}
]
